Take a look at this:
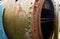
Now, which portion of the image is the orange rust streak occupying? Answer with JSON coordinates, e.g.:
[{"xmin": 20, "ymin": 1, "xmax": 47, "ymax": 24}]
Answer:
[
  {"xmin": 37, "ymin": 0, "xmax": 44, "ymax": 39},
  {"xmin": 32, "ymin": 0, "xmax": 39, "ymax": 39},
  {"xmin": 32, "ymin": 0, "xmax": 45, "ymax": 39},
  {"xmin": 17, "ymin": 4, "xmax": 23, "ymax": 15}
]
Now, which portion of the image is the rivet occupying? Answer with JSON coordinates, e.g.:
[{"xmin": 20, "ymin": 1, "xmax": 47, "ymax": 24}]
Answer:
[
  {"xmin": 31, "ymin": 2, "xmax": 33, "ymax": 4},
  {"xmin": 29, "ymin": 21, "xmax": 32, "ymax": 25},
  {"xmin": 34, "ymin": 6, "xmax": 37, "ymax": 8},
  {"xmin": 30, "ymin": 7, "xmax": 32, "ymax": 9},
  {"xmin": 29, "ymin": 31, "xmax": 31, "ymax": 34},
  {"xmin": 30, "ymin": 35, "xmax": 32, "ymax": 38},
  {"xmin": 29, "ymin": 17, "xmax": 31, "ymax": 19},
  {"xmin": 29, "ymin": 12, "xmax": 31, "ymax": 14},
  {"xmin": 29, "ymin": 15, "xmax": 31, "ymax": 20}
]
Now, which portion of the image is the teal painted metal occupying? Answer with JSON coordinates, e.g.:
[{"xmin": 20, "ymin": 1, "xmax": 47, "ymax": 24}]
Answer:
[{"xmin": 0, "ymin": 5, "xmax": 8, "ymax": 39}]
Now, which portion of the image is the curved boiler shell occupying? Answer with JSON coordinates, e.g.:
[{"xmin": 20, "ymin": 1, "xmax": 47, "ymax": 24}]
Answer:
[
  {"xmin": 3, "ymin": 0, "xmax": 55, "ymax": 39},
  {"xmin": 3, "ymin": 0, "xmax": 36, "ymax": 39}
]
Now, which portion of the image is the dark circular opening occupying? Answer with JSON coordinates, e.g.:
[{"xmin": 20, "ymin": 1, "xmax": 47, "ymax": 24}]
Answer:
[{"xmin": 41, "ymin": 0, "xmax": 55, "ymax": 39}]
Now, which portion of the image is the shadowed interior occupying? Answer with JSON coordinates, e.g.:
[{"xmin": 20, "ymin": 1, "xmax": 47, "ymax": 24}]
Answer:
[{"xmin": 41, "ymin": 0, "xmax": 55, "ymax": 39}]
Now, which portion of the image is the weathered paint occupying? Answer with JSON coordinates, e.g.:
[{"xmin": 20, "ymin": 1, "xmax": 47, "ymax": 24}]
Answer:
[
  {"xmin": 3, "ymin": 0, "xmax": 35, "ymax": 39},
  {"xmin": 0, "ymin": 0, "xmax": 56, "ymax": 39}
]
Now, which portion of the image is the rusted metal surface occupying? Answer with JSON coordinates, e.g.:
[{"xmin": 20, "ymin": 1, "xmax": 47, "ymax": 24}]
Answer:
[
  {"xmin": 32, "ymin": 0, "xmax": 44, "ymax": 39},
  {"xmin": 1, "ymin": 0, "xmax": 56, "ymax": 39}
]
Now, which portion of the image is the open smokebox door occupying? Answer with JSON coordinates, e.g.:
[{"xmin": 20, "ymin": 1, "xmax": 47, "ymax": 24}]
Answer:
[
  {"xmin": 41, "ymin": 0, "xmax": 56, "ymax": 39},
  {"xmin": 2, "ymin": 0, "xmax": 57, "ymax": 39}
]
